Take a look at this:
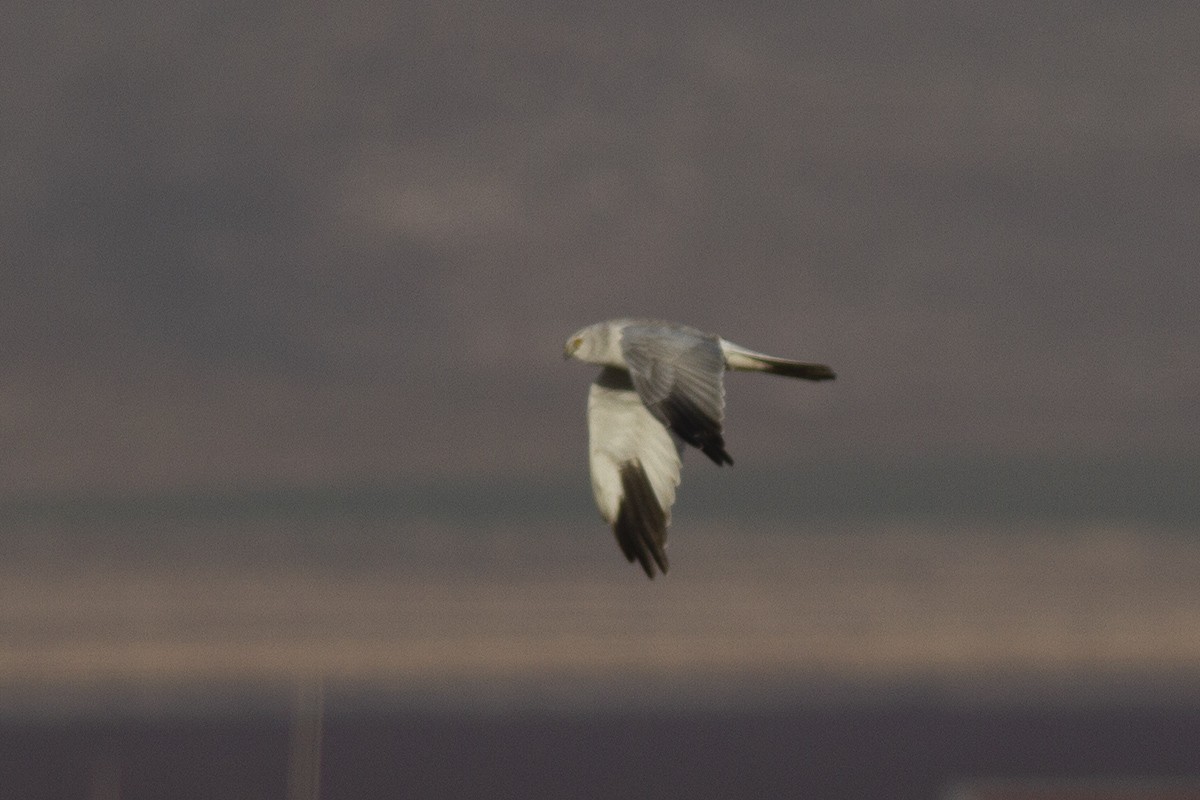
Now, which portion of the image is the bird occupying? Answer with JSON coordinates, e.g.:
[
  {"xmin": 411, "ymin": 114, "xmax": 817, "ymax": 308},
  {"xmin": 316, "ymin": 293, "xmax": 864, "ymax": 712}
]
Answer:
[{"xmin": 564, "ymin": 319, "xmax": 835, "ymax": 578}]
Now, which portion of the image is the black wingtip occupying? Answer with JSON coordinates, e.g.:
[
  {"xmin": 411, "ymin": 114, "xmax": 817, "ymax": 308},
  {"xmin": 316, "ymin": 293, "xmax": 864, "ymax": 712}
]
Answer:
[
  {"xmin": 657, "ymin": 393, "xmax": 733, "ymax": 467},
  {"xmin": 701, "ymin": 444, "xmax": 734, "ymax": 467},
  {"xmin": 612, "ymin": 461, "xmax": 669, "ymax": 578}
]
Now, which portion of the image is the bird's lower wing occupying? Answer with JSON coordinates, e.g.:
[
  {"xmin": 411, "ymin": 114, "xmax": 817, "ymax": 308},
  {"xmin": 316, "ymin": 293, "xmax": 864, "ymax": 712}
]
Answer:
[{"xmin": 588, "ymin": 368, "xmax": 683, "ymax": 578}]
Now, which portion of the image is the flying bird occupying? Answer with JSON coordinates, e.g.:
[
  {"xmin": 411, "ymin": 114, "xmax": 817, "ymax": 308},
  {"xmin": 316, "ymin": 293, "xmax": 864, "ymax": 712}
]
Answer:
[{"xmin": 564, "ymin": 319, "xmax": 835, "ymax": 578}]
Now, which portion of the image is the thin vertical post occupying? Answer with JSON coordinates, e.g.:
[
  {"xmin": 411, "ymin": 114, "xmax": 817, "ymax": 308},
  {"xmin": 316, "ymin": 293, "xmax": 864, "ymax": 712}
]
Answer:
[{"xmin": 286, "ymin": 677, "xmax": 324, "ymax": 800}]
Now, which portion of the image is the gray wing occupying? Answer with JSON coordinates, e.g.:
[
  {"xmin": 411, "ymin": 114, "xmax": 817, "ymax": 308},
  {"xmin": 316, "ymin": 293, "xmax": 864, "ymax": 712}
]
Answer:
[{"xmin": 620, "ymin": 323, "xmax": 732, "ymax": 466}]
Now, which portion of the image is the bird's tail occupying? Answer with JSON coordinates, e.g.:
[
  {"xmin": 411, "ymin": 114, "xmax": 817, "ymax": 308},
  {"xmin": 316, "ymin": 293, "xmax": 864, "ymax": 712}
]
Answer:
[{"xmin": 721, "ymin": 340, "xmax": 836, "ymax": 381}]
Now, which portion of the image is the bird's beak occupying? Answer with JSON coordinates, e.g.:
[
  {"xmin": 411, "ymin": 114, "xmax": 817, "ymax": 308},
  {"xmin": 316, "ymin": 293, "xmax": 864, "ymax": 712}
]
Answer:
[{"xmin": 563, "ymin": 338, "xmax": 579, "ymax": 360}]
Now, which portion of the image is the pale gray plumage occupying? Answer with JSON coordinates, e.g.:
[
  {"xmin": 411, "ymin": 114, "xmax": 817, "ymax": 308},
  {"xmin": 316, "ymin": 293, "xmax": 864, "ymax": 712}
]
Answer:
[{"xmin": 565, "ymin": 318, "xmax": 835, "ymax": 578}]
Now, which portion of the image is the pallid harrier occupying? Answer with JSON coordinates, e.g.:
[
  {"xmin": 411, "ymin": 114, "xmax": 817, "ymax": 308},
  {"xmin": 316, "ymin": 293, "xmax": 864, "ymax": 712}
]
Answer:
[{"xmin": 564, "ymin": 319, "xmax": 834, "ymax": 578}]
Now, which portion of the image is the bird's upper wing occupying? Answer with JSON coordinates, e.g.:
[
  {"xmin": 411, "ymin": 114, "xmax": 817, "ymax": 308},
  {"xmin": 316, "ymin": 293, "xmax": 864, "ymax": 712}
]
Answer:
[
  {"xmin": 588, "ymin": 367, "xmax": 683, "ymax": 578},
  {"xmin": 619, "ymin": 323, "xmax": 732, "ymax": 465}
]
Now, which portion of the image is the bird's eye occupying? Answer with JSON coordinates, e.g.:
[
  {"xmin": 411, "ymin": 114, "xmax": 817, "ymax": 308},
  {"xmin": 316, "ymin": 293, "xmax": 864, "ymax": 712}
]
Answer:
[{"xmin": 572, "ymin": 337, "xmax": 583, "ymax": 350}]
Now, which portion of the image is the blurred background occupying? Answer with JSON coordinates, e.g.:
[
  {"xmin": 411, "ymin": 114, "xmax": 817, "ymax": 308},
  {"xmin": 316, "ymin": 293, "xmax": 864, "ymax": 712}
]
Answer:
[{"xmin": 2, "ymin": 1, "xmax": 1199, "ymax": 798}]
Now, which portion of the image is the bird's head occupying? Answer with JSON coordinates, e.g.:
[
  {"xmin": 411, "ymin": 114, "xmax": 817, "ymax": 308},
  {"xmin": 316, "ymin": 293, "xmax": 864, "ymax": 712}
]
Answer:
[
  {"xmin": 564, "ymin": 331, "xmax": 586, "ymax": 360},
  {"xmin": 563, "ymin": 322, "xmax": 617, "ymax": 365}
]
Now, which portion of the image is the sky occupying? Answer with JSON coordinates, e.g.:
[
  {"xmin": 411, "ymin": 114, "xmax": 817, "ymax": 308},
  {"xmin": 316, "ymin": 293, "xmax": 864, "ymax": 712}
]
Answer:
[
  {"xmin": 3, "ymin": 1, "xmax": 1198, "ymax": 506},
  {"xmin": 4, "ymin": 4, "xmax": 1200, "ymax": 746}
]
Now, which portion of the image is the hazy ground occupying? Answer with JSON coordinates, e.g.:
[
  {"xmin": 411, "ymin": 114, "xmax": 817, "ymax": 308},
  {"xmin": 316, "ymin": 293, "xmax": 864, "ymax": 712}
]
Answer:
[
  {"xmin": 4, "ymin": 510, "xmax": 1200, "ymax": 799},
  {"xmin": 4, "ymin": 511, "xmax": 1198, "ymax": 713}
]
